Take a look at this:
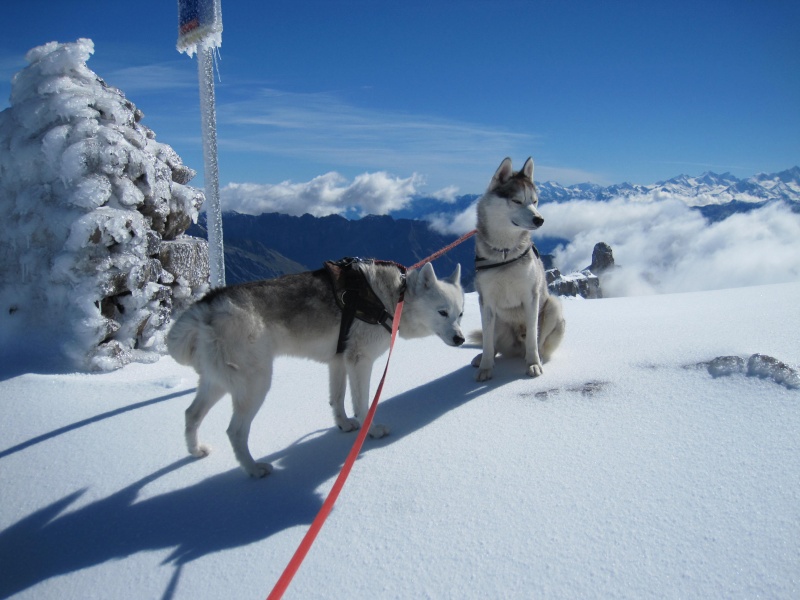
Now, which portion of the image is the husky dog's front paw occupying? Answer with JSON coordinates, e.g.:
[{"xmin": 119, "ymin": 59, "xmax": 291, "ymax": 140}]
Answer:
[
  {"xmin": 368, "ymin": 423, "xmax": 390, "ymax": 438},
  {"xmin": 188, "ymin": 443, "xmax": 212, "ymax": 458},
  {"xmin": 247, "ymin": 462, "xmax": 273, "ymax": 478},
  {"xmin": 337, "ymin": 417, "xmax": 360, "ymax": 433},
  {"xmin": 472, "ymin": 353, "xmax": 495, "ymax": 381},
  {"xmin": 476, "ymin": 368, "xmax": 493, "ymax": 382},
  {"xmin": 526, "ymin": 363, "xmax": 543, "ymax": 377}
]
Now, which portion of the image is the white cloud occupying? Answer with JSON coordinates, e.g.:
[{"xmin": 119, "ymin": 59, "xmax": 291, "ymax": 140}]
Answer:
[
  {"xmin": 340, "ymin": 171, "xmax": 422, "ymax": 215},
  {"xmin": 430, "ymin": 185, "xmax": 460, "ymax": 203},
  {"xmin": 426, "ymin": 199, "xmax": 479, "ymax": 236},
  {"xmin": 544, "ymin": 199, "xmax": 800, "ymax": 296},
  {"xmin": 220, "ymin": 171, "xmax": 422, "ymax": 217}
]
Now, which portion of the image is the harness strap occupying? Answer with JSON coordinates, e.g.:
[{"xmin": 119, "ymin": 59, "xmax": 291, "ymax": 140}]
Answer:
[
  {"xmin": 475, "ymin": 243, "xmax": 539, "ymax": 271},
  {"xmin": 337, "ymin": 301, "xmax": 358, "ymax": 355},
  {"xmin": 324, "ymin": 257, "xmax": 405, "ymax": 354}
]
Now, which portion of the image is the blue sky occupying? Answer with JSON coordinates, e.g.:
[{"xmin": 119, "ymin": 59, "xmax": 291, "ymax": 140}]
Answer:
[{"xmin": 2, "ymin": 0, "xmax": 799, "ymax": 198}]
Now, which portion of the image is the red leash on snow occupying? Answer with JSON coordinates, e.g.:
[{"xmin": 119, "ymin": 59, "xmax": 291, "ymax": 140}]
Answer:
[
  {"xmin": 266, "ymin": 300, "xmax": 404, "ymax": 600},
  {"xmin": 266, "ymin": 229, "xmax": 477, "ymax": 600}
]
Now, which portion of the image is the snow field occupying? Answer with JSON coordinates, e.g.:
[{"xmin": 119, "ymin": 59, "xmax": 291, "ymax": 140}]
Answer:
[{"xmin": 0, "ymin": 283, "xmax": 798, "ymax": 599}]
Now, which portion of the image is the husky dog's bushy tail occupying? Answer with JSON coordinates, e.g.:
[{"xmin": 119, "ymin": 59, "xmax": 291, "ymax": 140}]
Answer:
[
  {"xmin": 167, "ymin": 299, "xmax": 251, "ymax": 375},
  {"xmin": 166, "ymin": 304, "xmax": 211, "ymax": 366}
]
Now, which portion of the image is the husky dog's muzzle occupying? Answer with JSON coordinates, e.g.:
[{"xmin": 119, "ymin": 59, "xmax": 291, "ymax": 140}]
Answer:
[
  {"xmin": 512, "ymin": 214, "xmax": 544, "ymax": 230},
  {"xmin": 441, "ymin": 330, "xmax": 465, "ymax": 347},
  {"xmin": 510, "ymin": 203, "xmax": 544, "ymax": 230}
]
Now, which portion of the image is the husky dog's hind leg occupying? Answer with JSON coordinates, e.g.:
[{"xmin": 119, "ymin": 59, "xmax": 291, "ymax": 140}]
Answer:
[
  {"xmin": 538, "ymin": 295, "xmax": 565, "ymax": 363},
  {"xmin": 185, "ymin": 376, "xmax": 226, "ymax": 458},
  {"xmin": 227, "ymin": 368, "xmax": 274, "ymax": 478}
]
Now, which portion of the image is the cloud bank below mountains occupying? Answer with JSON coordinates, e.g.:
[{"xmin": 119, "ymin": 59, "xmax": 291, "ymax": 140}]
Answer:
[
  {"xmin": 549, "ymin": 198, "xmax": 800, "ymax": 296},
  {"xmin": 420, "ymin": 196, "xmax": 800, "ymax": 297}
]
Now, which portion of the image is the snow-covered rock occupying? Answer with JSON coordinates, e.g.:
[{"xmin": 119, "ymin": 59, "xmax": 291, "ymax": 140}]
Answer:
[
  {"xmin": 546, "ymin": 242, "xmax": 613, "ymax": 299},
  {"xmin": 746, "ymin": 353, "xmax": 800, "ymax": 389},
  {"xmin": 701, "ymin": 354, "xmax": 800, "ymax": 389},
  {"xmin": 547, "ymin": 268, "xmax": 601, "ymax": 299},
  {"xmin": 0, "ymin": 39, "xmax": 208, "ymax": 371}
]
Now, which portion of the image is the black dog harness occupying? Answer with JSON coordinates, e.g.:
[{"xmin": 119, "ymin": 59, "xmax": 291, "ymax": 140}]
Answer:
[
  {"xmin": 475, "ymin": 242, "xmax": 540, "ymax": 271},
  {"xmin": 324, "ymin": 257, "xmax": 406, "ymax": 354}
]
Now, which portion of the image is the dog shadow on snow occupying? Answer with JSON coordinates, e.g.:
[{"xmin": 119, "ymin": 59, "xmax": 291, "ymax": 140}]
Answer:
[{"xmin": 0, "ymin": 359, "xmax": 520, "ymax": 599}]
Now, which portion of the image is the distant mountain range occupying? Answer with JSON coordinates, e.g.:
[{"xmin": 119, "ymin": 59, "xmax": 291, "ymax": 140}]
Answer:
[
  {"xmin": 191, "ymin": 167, "xmax": 799, "ymax": 289},
  {"xmin": 535, "ymin": 166, "xmax": 800, "ymax": 206},
  {"xmin": 392, "ymin": 166, "xmax": 800, "ymax": 222}
]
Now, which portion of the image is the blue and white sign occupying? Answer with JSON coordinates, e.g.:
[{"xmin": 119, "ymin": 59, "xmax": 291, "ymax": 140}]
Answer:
[{"xmin": 177, "ymin": 0, "xmax": 223, "ymax": 56}]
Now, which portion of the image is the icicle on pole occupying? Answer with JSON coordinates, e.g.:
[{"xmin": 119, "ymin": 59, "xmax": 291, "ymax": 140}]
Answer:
[{"xmin": 177, "ymin": 0, "xmax": 225, "ymax": 288}]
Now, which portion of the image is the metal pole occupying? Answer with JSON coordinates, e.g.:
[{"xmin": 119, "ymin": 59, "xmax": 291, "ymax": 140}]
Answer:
[{"xmin": 197, "ymin": 41, "xmax": 225, "ymax": 288}]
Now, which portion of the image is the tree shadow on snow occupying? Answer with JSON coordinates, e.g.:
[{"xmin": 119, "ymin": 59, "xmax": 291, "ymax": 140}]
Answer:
[
  {"xmin": 0, "ymin": 360, "xmax": 523, "ymax": 599},
  {"xmin": 0, "ymin": 389, "xmax": 196, "ymax": 460},
  {"xmin": 0, "ymin": 339, "xmax": 74, "ymax": 382}
]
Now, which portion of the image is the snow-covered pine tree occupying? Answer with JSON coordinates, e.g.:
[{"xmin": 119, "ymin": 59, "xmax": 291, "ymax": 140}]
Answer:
[{"xmin": 0, "ymin": 39, "xmax": 209, "ymax": 371}]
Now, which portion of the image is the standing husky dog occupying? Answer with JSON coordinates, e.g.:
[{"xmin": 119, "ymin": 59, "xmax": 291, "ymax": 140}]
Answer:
[
  {"xmin": 471, "ymin": 157, "xmax": 565, "ymax": 381},
  {"xmin": 167, "ymin": 260, "xmax": 464, "ymax": 477}
]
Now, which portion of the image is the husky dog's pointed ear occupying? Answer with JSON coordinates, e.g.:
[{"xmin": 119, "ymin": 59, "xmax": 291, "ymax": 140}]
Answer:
[
  {"xmin": 522, "ymin": 157, "xmax": 534, "ymax": 180},
  {"xmin": 493, "ymin": 157, "xmax": 514, "ymax": 184},
  {"xmin": 445, "ymin": 263, "xmax": 461, "ymax": 285},
  {"xmin": 416, "ymin": 261, "xmax": 437, "ymax": 290}
]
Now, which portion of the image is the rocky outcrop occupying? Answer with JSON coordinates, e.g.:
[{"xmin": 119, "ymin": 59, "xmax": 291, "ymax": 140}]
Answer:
[
  {"xmin": 587, "ymin": 242, "xmax": 615, "ymax": 274},
  {"xmin": 546, "ymin": 268, "xmax": 601, "ymax": 299},
  {"xmin": 546, "ymin": 242, "xmax": 614, "ymax": 299}
]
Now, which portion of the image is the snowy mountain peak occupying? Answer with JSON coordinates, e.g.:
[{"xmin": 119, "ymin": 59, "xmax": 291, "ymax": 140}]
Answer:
[{"xmin": 537, "ymin": 167, "xmax": 800, "ymax": 207}]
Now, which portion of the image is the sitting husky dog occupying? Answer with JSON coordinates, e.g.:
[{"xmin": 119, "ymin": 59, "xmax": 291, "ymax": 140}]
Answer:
[
  {"xmin": 471, "ymin": 157, "xmax": 565, "ymax": 381},
  {"xmin": 167, "ymin": 260, "xmax": 464, "ymax": 477}
]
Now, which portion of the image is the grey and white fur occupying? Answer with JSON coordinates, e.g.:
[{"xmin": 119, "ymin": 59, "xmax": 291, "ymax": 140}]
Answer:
[
  {"xmin": 471, "ymin": 157, "xmax": 565, "ymax": 381},
  {"xmin": 167, "ymin": 261, "xmax": 464, "ymax": 477}
]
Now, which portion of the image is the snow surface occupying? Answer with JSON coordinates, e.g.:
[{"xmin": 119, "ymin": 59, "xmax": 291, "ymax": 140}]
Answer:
[{"xmin": 1, "ymin": 283, "xmax": 798, "ymax": 599}]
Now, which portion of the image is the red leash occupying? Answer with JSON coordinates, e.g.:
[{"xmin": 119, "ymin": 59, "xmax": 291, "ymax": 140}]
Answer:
[
  {"xmin": 267, "ymin": 300, "xmax": 404, "ymax": 600},
  {"xmin": 409, "ymin": 229, "xmax": 476, "ymax": 270},
  {"xmin": 266, "ymin": 229, "xmax": 476, "ymax": 600}
]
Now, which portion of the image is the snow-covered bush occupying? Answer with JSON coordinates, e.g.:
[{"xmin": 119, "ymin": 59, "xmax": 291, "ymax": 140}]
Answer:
[{"xmin": 0, "ymin": 39, "xmax": 208, "ymax": 371}]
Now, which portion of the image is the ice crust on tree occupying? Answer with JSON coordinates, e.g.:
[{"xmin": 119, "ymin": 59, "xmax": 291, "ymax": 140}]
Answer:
[{"xmin": 0, "ymin": 39, "xmax": 209, "ymax": 371}]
